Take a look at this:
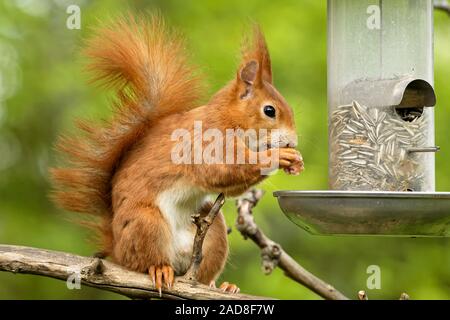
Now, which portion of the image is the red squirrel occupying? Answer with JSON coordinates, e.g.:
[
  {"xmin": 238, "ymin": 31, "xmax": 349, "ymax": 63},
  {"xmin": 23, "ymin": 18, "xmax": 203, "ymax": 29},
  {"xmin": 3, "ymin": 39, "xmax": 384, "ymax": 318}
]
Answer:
[{"xmin": 50, "ymin": 14, "xmax": 303, "ymax": 294}]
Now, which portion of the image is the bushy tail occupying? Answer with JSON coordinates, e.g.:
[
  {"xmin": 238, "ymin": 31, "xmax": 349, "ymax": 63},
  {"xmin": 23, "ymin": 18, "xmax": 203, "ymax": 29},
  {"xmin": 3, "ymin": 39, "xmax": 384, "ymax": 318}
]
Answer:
[{"xmin": 50, "ymin": 13, "xmax": 204, "ymax": 254}]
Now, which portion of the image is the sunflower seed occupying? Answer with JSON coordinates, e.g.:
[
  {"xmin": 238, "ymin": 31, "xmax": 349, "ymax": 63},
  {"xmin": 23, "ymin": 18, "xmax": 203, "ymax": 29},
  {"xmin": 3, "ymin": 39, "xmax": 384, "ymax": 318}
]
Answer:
[{"xmin": 330, "ymin": 101, "xmax": 429, "ymax": 191}]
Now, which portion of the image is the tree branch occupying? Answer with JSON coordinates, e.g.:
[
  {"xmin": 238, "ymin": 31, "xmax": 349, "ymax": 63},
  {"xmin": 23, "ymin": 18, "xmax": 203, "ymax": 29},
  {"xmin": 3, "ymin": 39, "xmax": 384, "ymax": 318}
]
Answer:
[
  {"xmin": 235, "ymin": 189, "xmax": 349, "ymax": 300},
  {"xmin": 0, "ymin": 244, "xmax": 270, "ymax": 300}
]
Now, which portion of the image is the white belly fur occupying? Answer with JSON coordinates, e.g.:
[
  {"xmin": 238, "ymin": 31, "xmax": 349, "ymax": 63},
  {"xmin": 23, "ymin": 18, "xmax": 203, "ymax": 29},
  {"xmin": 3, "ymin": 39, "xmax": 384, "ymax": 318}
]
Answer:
[{"xmin": 156, "ymin": 180, "xmax": 208, "ymax": 274}]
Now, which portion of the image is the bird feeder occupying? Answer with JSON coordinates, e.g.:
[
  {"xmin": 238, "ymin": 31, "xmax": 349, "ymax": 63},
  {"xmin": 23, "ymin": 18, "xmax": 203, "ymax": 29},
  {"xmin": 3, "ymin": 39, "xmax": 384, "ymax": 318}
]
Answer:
[{"xmin": 275, "ymin": 0, "xmax": 450, "ymax": 237}]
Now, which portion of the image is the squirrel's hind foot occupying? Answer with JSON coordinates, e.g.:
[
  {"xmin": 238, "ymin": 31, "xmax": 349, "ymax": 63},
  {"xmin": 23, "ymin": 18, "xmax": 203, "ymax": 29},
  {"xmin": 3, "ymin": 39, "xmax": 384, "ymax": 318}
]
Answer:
[
  {"xmin": 149, "ymin": 265, "xmax": 175, "ymax": 296},
  {"xmin": 210, "ymin": 281, "xmax": 240, "ymax": 294}
]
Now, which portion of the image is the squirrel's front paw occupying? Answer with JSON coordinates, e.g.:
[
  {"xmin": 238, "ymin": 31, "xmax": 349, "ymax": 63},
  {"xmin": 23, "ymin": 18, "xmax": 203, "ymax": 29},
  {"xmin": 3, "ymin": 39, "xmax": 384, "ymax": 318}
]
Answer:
[
  {"xmin": 149, "ymin": 265, "xmax": 174, "ymax": 296},
  {"xmin": 283, "ymin": 156, "xmax": 304, "ymax": 175},
  {"xmin": 278, "ymin": 148, "xmax": 304, "ymax": 175}
]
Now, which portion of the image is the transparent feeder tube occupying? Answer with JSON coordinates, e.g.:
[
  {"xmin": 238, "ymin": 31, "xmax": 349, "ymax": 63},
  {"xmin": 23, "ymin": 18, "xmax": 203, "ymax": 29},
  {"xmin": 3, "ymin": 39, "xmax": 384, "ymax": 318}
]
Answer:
[{"xmin": 327, "ymin": 0, "xmax": 435, "ymax": 192}]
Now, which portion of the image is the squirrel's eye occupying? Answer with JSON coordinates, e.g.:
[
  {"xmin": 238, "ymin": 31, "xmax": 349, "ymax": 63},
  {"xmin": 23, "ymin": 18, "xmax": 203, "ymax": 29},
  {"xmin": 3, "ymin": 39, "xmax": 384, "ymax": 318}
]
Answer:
[{"xmin": 263, "ymin": 105, "xmax": 276, "ymax": 118}]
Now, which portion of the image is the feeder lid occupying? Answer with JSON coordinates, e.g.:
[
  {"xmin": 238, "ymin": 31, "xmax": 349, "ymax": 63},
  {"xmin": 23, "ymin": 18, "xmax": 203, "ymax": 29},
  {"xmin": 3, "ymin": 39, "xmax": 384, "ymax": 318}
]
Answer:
[{"xmin": 340, "ymin": 76, "xmax": 436, "ymax": 108}]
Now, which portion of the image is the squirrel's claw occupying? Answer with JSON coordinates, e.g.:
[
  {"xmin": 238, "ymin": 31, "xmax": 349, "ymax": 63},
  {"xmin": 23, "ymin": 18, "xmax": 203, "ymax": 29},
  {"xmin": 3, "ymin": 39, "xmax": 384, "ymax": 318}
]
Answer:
[
  {"xmin": 149, "ymin": 265, "xmax": 174, "ymax": 296},
  {"xmin": 219, "ymin": 281, "xmax": 240, "ymax": 294},
  {"xmin": 162, "ymin": 265, "xmax": 174, "ymax": 289}
]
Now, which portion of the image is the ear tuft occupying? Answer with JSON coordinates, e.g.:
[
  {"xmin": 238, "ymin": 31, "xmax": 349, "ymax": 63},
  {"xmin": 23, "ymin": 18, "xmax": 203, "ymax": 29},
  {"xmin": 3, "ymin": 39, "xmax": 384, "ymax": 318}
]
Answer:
[
  {"xmin": 239, "ymin": 24, "xmax": 272, "ymax": 84},
  {"xmin": 240, "ymin": 60, "xmax": 259, "ymax": 85},
  {"xmin": 253, "ymin": 25, "xmax": 272, "ymax": 84}
]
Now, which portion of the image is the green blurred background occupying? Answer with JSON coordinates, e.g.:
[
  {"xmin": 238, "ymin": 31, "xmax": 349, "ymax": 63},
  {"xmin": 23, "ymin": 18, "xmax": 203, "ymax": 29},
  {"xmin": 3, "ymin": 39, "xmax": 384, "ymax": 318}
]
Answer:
[{"xmin": 0, "ymin": 0, "xmax": 449, "ymax": 299}]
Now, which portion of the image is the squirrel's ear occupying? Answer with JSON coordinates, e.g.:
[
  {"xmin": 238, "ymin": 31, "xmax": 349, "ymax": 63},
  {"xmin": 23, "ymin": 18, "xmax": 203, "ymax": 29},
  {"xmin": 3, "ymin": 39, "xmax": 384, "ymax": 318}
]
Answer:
[
  {"xmin": 237, "ymin": 60, "xmax": 260, "ymax": 99},
  {"xmin": 239, "ymin": 60, "xmax": 259, "ymax": 85}
]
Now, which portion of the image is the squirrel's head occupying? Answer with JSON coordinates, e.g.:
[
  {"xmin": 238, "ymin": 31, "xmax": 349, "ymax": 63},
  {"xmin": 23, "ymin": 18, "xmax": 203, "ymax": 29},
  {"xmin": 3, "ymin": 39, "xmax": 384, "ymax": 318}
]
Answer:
[{"xmin": 213, "ymin": 26, "xmax": 298, "ymax": 150}]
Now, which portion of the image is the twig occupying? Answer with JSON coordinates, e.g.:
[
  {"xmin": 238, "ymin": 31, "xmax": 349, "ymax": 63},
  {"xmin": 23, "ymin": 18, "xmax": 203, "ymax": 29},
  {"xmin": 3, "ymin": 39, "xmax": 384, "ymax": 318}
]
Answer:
[
  {"xmin": 184, "ymin": 193, "xmax": 225, "ymax": 281},
  {"xmin": 435, "ymin": 0, "xmax": 450, "ymax": 16},
  {"xmin": 235, "ymin": 189, "xmax": 349, "ymax": 300},
  {"xmin": 399, "ymin": 292, "xmax": 410, "ymax": 300},
  {"xmin": 358, "ymin": 290, "xmax": 368, "ymax": 300},
  {"xmin": 0, "ymin": 244, "xmax": 271, "ymax": 300}
]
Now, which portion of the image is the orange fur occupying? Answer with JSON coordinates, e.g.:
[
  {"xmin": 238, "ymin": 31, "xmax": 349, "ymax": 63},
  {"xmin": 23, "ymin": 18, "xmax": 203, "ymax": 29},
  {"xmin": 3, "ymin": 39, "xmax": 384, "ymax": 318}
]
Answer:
[{"xmin": 50, "ymin": 14, "xmax": 300, "ymax": 285}]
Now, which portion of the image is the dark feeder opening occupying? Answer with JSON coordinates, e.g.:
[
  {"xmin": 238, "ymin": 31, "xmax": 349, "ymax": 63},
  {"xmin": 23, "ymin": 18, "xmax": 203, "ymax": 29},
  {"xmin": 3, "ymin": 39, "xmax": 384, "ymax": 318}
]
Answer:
[
  {"xmin": 274, "ymin": 0, "xmax": 450, "ymax": 237},
  {"xmin": 395, "ymin": 79, "xmax": 436, "ymax": 122}
]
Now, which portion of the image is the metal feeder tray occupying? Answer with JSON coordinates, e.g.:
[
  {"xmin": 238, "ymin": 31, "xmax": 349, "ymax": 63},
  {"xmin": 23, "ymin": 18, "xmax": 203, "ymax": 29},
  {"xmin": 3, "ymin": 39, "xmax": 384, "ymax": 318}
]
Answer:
[{"xmin": 274, "ymin": 191, "xmax": 450, "ymax": 237}]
